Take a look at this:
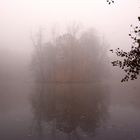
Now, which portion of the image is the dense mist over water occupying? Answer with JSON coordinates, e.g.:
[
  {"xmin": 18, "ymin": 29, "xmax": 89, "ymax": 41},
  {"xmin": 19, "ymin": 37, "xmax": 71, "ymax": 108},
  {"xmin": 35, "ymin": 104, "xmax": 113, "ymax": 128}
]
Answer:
[{"xmin": 0, "ymin": 0, "xmax": 140, "ymax": 140}]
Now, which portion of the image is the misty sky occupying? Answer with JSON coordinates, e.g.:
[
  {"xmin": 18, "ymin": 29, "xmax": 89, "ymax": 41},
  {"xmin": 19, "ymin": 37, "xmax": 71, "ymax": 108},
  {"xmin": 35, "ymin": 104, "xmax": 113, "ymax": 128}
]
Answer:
[{"xmin": 0, "ymin": 0, "xmax": 139, "ymax": 55}]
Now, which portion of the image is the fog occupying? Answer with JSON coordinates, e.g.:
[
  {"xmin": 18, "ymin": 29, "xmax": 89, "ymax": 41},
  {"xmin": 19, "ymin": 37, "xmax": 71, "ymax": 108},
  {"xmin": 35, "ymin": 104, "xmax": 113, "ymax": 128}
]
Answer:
[
  {"xmin": 0, "ymin": 0, "xmax": 139, "ymax": 82},
  {"xmin": 0, "ymin": 0, "xmax": 140, "ymax": 140}
]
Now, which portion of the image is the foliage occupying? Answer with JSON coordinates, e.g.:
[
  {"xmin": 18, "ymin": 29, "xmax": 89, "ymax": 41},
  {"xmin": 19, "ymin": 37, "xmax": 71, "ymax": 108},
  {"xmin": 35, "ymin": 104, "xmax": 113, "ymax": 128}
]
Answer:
[
  {"xmin": 106, "ymin": 0, "xmax": 114, "ymax": 4},
  {"xmin": 110, "ymin": 17, "xmax": 140, "ymax": 82},
  {"xmin": 31, "ymin": 28, "xmax": 109, "ymax": 83}
]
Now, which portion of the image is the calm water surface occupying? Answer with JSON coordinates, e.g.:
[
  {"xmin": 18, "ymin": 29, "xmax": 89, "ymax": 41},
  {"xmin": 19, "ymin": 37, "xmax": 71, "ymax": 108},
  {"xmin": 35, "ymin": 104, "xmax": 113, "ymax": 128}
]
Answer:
[{"xmin": 0, "ymin": 81, "xmax": 140, "ymax": 140}]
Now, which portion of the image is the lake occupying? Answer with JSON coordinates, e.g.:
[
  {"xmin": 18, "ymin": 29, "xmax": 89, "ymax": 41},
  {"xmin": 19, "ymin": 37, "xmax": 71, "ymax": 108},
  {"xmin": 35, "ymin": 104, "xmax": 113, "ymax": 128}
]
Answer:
[{"xmin": 0, "ymin": 80, "xmax": 140, "ymax": 140}]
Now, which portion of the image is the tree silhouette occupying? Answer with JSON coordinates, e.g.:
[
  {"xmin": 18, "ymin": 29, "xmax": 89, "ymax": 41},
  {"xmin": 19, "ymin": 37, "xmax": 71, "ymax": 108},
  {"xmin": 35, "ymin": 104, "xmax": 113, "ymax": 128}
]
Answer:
[
  {"xmin": 110, "ymin": 18, "xmax": 140, "ymax": 82},
  {"xmin": 106, "ymin": 0, "xmax": 114, "ymax": 5},
  {"xmin": 107, "ymin": 0, "xmax": 140, "ymax": 82},
  {"xmin": 31, "ymin": 28, "xmax": 109, "ymax": 83}
]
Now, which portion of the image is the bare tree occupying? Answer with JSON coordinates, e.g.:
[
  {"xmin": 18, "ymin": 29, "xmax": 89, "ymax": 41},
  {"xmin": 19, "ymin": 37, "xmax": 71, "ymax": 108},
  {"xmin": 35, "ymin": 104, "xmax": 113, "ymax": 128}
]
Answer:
[{"xmin": 31, "ymin": 28, "xmax": 46, "ymax": 82}]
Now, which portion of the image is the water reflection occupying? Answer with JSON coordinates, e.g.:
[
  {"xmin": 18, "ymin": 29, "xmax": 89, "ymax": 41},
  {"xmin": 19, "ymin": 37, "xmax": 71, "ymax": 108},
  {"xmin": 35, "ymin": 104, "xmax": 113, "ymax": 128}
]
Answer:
[{"xmin": 30, "ymin": 83, "xmax": 109, "ymax": 139}]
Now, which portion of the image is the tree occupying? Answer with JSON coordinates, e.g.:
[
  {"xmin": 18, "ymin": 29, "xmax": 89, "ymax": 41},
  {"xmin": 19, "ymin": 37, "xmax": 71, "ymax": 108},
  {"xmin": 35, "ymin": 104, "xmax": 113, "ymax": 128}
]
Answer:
[
  {"xmin": 31, "ymin": 29, "xmax": 46, "ymax": 82},
  {"xmin": 106, "ymin": 0, "xmax": 114, "ymax": 5},
  {"xmin": 110, "ymin": 17, "xmax": 140, "ymax": 82},
  {"xmin": 31, "ymin": 28, "xmax": 109, "ymax": 83},
  {"xmin": 107, "ymin": 0, "xmax": 140, "ymax": 82}
]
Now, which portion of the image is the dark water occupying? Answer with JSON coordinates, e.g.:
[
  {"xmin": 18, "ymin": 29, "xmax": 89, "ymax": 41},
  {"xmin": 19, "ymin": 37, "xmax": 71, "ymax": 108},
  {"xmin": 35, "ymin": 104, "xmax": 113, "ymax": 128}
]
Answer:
[{"xmin": 0, "ymin": 81, "xmax": 140, "ymax": 140}]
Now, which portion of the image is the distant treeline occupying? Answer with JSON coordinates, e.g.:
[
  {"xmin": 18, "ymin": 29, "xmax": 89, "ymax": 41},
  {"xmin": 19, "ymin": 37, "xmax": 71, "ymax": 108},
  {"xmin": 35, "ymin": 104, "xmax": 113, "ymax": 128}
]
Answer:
[{"xmin": 31, "ymin": 28, "xmax": 109, "ymax": 83}]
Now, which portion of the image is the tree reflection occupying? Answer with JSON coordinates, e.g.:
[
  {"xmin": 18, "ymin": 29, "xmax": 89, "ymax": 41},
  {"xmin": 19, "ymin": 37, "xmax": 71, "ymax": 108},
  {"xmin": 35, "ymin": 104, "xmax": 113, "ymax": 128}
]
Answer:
[
  {"xmin": 30, "ymin": 28, "xmax": 110, "ymax": 139},
  {"xmin": 30, "ymin": 83, "xmax": 109, "ymax": 139}
]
